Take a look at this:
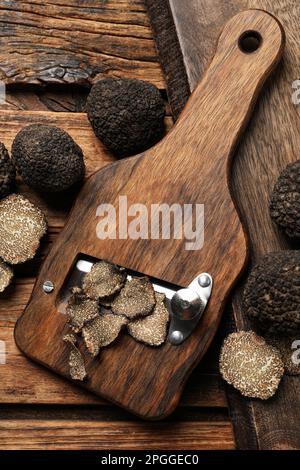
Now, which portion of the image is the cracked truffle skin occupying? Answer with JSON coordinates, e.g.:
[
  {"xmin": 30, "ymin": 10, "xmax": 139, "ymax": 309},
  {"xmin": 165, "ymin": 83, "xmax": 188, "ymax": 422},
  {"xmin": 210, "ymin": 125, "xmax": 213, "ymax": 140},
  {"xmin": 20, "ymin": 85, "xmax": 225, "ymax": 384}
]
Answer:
[
  {"xmin": 86, "ymin": 78, "xmax": 165, "ymax": 158},
  {"xmin": 12, "ymin": 124, "xmax": 85, "ymax": 193},
  {"xmin": 270, "ymin": 161, "xmax": 300, "ymax": 238},
  {"xmin": 0, "ymin": 143, "xmax": 15, "ymax": 199},
  {"xmin": 243, "ymin": 251, "xmax": 300, "ymax": 335}
]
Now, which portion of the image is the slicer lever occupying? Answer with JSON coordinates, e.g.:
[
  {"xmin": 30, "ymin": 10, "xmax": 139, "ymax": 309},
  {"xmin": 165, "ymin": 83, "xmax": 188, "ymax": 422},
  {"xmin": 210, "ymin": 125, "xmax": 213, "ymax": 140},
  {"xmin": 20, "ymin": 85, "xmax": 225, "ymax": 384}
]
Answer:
[{"xmin": 168, "ymin": 273, "xmax": 213, "ymax": 345}]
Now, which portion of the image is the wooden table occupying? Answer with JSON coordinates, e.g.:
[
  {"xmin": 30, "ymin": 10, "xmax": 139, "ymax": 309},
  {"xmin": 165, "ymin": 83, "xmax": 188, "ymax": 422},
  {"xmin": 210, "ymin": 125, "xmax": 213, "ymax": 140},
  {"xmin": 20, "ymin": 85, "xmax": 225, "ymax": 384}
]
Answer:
[{"xmin": 0, "ymin": 0, "xmax": 234, "ymax": 449}]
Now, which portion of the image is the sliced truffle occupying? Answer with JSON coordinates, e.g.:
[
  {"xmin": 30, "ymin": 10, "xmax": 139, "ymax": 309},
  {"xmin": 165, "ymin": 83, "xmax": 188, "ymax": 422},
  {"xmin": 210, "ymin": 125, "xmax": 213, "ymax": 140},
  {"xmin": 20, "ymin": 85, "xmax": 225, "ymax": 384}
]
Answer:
[
  {"xmin": 127, "ymin": 293, "xmax": 169, "ymax": 346},
  {"xmin": 0, "ymin": 194, "xmax": 47, "ymax": 264},
  {"xmin": 0, "ymin": 143, "xmax": 15, "ymax": 199},
  {"xmin": 270, "ymin": 161, "xmax": 300, "ymax": 238},
  {"xmin": 82, "ymin": 312, "xmax": 127, "ymax": 356},
  {"xmin": 220, "ymin": 331, "xmax": 284, "ymax": 400},
  {"xmin": 63, "ymin": 332, "xmax": 77, "ymax": 346},
  {"xmin": 0, "ymin": 259, "xmax": 13, "ymax": 292},
  {"xmin": 63, "ymin": 333, "xmax": 86, "ymax": 381},
  {"xmin": 111, "ymin": 276, "xmax": 156, "ymax": 319},
  {"xmin": 12, "ymin": 124, "xmax": 85, "ymax": 193},
  {"xmin": 266, "ymin": 335, "xmax": 300, "ymax": 376},
  {"xmin": 82, "ymin": 261, "xmax": 126, "ymax": 301},
  {"xmin": 243, "ymin": 251, "xmax": 300, "ymax": 335},
  {"xmin": 66, "ymin": 288, "xmax": 99, "ymax": 333},
  {"xmin": 86, "ymin": 78, "xmax": 165, "ymax": 158}
]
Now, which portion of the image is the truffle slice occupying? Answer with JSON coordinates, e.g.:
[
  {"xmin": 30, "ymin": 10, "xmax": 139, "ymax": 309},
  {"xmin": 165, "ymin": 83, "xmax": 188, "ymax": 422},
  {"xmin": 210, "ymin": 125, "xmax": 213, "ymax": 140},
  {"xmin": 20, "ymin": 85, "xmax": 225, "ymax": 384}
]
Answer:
[
  {"xmin": 220, "ymin": 331, "xmax": 284, "ymax": 400},
  {"xmin": 82, "ymin": 261, "xmax": 126, "ymax": 301},
  {"xmin": 63, "ymin": 332, "xmax": 77, "ymax": 346},
  {"xmin": 86, "ymin": 78, "xmax": 165, "ymax": 158},
  {"xmin": 82, "ymin": 312, "xmax": 128, "ymax": 357},
  {"xmin": 0, "ymin": 143, "xmax": 15, "ymax": 199},
  {"xmin": 0, "ymin": 194, "xmax": 47, "ymax": 264},
  {"xmin": 266, "ymin": 335, "xmax": 300, "ymax": 376},
  {"xmin": 243, "ymin": 251, "xmax": 300, "ymax": 335},
  {"xmin": 127, "ymin": 293, "xmax": 169, "ymax": 346},
  {"xmin": 12, "ymin": 124, "xmax": 85, "ymax": 193},
  {"xmin": 111, "ymin": 276, "xmax": 156, "ymax": 319},
  {"xmin": 270, "ymin": 161, "xmax": 300, "ymax": 238},
  {"xmin": 0, "ymin": 259, "xmax": 13, "ymax": 292},
  {"xmin": 66, "ymin": 288, "xmax": 99, "ymax": 333},
  {"xmin": 63, "ymin": 333, "xmax": 86, "ymax": 381}
]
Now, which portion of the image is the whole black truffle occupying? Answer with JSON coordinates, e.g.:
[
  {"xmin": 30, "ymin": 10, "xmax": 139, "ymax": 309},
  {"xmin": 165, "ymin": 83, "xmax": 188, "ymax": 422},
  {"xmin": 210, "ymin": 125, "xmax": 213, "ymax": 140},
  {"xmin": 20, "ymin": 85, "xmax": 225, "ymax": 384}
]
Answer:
[
  {"xmin": 243, "ymin": 251, "xmax": 300, "ymax": 335},
  {"xmin": 86, "ymin": 78, "xmax": 165, "ymax": 158},
  {"xmin": 12, "ymin": 124, "xmax": 85, "ymax": 193},
  {"xmin": 270, "ymin": 161, "xmax": 300, "ymax": 238},
  {"xmin": 0, "ymin": 143, "xmax": 15, "ymax": 199}
]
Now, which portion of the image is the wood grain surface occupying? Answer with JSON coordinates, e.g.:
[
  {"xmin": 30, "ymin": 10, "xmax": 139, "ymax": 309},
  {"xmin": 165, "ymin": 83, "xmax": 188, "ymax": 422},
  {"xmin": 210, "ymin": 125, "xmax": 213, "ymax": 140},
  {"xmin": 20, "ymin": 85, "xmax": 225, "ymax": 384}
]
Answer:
[
  {"xmin": 0, "ymin": 0, "xmax": 164, "ymax": 88},
  {"xmin": 146, "ymin": 0, "xmax": 300, "ymax": 449},
  {"xmin": 0, "ymin": 408, "xmax": 234, "ymax": 450},
  {"xmin": 14, "ymin": 10, "xmax": 284, "ymax": 419}
]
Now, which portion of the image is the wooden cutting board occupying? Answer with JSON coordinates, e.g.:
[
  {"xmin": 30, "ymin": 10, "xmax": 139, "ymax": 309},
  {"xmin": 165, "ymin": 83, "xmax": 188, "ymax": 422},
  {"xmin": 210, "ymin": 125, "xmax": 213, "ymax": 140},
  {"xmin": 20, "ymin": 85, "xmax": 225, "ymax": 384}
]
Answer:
[
  {"xmin": 14, "ymin": 10, "xmax": 284, "ymax": 419},
  {"xmin": 146, "ymin": 0, "xmax": 300, "ymax": 448}
]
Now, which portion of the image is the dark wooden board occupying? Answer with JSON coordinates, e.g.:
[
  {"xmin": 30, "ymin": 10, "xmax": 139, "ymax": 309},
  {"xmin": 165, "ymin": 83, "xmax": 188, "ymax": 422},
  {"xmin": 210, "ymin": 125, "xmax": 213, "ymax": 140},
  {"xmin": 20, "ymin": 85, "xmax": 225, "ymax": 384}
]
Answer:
[
  {"xmin": 146, "ymin": 0, "xmax": 300, "ymax": 449},
  {"xmin": 0, "ymin": 406, "xmax": 234, "ymax": 450},
  {"xmin": 14, "ymin": 10, "xmax": 283, "ymax": 419},
  {"xmin": 0, "ymin": 0, "xmax": 164, "ymax": 88}
]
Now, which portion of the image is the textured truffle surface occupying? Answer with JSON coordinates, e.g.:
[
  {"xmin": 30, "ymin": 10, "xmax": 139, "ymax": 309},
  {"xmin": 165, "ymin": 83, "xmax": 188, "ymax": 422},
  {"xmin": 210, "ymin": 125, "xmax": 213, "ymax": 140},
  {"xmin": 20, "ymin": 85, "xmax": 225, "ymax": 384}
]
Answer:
[
  {"xmin": 0, "ymin": 194, "xmax": 47, "ymax": 264},
  {"xmin": 12, "ymin": 124, "xmax": 85, "ymax": 192},
  {"xmin": 0, "ymin": 143, "xmax": 15, "ymax": 199},
  {"xmin": 220, "ymin": 331, "xmax": 284, "ymax": 399},
  {"xmin": 82, "ymin": 312, "xmax": 127, "ymax": 356},
  {"xmin": 127, "ymin": 293, "xmax": 169, "ymax": 346},
  {"xmin": 112, "ymin": 276, "xmax": 156, "ymax": 319},
  {"xmin": 270, "ymin": 161, "xmax": 300, "ymax": 238},
  {"xmin": 86, "ymin": 78, "xmax": 165, "ymax": 157},
  {"xmin": 66, "ymin": 288, "xmax": 99, "ymax": 333},
  {"xmin": 243, "ymin": 251, "xmax": 300, "ymax": 335},
  {"xmin": 63, "ymin": 333, "xmax": 86, "ymax": 381},
  {"xmin": 82, "ymin": 261, "xmax": 126, "ymax": 301},
  {"xmin": 0, "ymin": 259, "xmax": 13, "ymax": 292}
]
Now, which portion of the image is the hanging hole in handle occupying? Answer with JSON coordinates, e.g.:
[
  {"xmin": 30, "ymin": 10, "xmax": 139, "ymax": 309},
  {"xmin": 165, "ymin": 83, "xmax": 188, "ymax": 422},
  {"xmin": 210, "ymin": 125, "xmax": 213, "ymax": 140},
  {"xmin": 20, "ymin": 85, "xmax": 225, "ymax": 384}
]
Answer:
[{"xmin": 238, "ymin": 30, "xmax": 262, "ymax": 53}]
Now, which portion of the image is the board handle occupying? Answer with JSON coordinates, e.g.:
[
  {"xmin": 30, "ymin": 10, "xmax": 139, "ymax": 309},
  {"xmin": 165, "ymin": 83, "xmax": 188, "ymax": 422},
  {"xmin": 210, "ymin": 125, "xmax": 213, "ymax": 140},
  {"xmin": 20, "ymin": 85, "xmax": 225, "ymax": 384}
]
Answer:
[{"xmin": 161, "ymin": 9, "xmax": 285, "ymax": 163}]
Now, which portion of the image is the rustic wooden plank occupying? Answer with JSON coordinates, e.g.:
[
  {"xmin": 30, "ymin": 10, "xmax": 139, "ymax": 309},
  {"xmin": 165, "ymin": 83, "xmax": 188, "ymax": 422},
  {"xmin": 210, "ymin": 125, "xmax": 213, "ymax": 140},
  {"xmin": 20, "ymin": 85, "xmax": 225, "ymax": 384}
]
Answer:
[
  {"xmin": 0, "ymin": 0, "xmax": 164, "ymax": 88},
  {"xmin": 145, "ymin": 0, "xmax": 190, "ymax": 119},
  {"xmin": 147, "ymin": 0, "xmax": 300, "ymax": 450},
  {"xmin": 0, "ymin": 410, "xmax": 234, "ymax": 449},
  {"xmin": 1, "ymin": 88, "xmax": 89, "ymax": 113}
]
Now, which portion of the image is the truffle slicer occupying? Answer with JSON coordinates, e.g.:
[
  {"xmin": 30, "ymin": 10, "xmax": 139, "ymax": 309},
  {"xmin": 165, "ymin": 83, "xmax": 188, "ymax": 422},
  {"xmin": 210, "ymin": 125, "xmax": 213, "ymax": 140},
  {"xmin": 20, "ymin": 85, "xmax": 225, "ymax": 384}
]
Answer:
[{"xmin": 15, "ymin": 10, "xmax": 285, "ymax": 419}]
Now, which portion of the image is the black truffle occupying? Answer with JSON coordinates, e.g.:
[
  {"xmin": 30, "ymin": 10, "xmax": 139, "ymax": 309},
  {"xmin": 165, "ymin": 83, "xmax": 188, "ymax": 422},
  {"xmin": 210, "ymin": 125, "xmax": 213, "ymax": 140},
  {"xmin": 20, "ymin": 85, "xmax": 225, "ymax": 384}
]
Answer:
[
  {"xmin": 270, "ymin": 161, "xmax": 300, "ymax": 238},
  {"xmin": 12, "ymin": 124, "xmax": 85, "ymax": 193},
  {"xmin": 86, "ymin": 78, "xmax": 165, "ymax": 158},
  {"xmin": 243, "ymin": 251, "xmax": 300, "ymax": 335},
  {"xmin": 0, "ymin": 143, "xmax": 15, "ymax": 199}
]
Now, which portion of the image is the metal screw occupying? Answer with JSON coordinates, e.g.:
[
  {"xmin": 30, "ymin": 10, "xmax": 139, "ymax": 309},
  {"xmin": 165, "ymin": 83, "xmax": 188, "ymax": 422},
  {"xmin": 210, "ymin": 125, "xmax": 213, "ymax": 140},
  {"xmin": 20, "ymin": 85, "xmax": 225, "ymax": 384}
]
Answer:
[
  {"xmin": 169, "ymin": 330, "xmax": 184, "ymax": 345},
  {"xmin": 198, "ymin": 274, "xmax": 211, "ymax": 288},
  {"xmin": 43, "ymin": 280, "xmax": 54, "ymax": 293}
]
